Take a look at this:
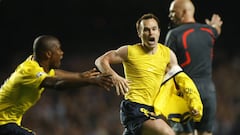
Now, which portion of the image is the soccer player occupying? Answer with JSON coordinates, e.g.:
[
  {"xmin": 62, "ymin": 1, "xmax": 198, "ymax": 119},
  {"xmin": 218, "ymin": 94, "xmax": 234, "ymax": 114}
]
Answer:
[
  {"xmin": 95, "ymin": 13, "xmax": 202, "ymax": 135},
  {"xmin": 0, "ymin": 35, "xmax": 113, "ymax": 135},
  {"xmin": 164, "ymin": 0, "xmax": 223, "ymax": 135}
]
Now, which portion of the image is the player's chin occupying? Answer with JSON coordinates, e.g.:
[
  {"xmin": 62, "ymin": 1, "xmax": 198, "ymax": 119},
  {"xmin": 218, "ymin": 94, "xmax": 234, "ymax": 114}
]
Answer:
[
  {"xmin": 147, "ymin": 42, "xmax": 157, "ymax": 48},
  {"xmin": 54, "ymin": 62, "xmax": 61, "ymax": 69}
]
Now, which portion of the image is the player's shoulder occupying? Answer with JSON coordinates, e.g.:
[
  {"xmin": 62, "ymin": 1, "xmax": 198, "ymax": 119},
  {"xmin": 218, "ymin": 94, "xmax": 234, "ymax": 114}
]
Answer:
[
  {"xmin": 15, "ymin": 56, "xmax": 43, "ymax": 75},
  {"xmin": 127, "ymin": 43, "xmax": 142, "ymax": 52},
  {"xmin": 158, "ymin": 43, "xmax": 171, "ymax": 51},
  {"xmin": 128, "ymin": 43, "xmax": 141, "ymax": 48}
]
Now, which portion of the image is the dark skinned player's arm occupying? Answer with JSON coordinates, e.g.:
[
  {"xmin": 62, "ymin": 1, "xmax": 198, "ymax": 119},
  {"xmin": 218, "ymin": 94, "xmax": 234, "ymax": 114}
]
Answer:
[{"xmin": 40, "ymin": 68, "xmax": 113, "ymax": 90}]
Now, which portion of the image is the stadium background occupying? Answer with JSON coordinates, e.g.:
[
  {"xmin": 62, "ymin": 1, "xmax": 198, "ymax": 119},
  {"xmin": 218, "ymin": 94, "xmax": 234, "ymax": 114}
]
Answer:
[{"xmin": 0, "ymin": 0, "xmax": 239, "ymax": 134}]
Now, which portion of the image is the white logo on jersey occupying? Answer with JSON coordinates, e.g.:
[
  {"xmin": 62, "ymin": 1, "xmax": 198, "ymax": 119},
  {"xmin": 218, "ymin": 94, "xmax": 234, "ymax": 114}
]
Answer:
[{"xmin": 36, "ymin": 72, "xmax": 45, "ymax": 78}]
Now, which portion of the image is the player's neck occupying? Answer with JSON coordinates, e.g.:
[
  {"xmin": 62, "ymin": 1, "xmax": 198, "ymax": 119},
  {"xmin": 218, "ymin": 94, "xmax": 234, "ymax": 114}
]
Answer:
[{"xmin": 183, "ymin": 17, "xmax": 195, "ymax": 23}]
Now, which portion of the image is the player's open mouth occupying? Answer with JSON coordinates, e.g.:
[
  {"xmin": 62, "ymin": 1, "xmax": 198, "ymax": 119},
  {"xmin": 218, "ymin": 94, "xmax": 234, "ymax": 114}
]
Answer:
[
  {"xmin": 148, "ymin": 37, "xmax": 155, "ymax": 44},
  {"xmin": 149, "ymin": 37, "xmax": 155, "ymax": 41}
]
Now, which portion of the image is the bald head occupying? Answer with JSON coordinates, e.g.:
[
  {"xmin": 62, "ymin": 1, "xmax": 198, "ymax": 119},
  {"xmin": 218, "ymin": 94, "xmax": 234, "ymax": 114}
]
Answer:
[
  {"xmin": 169, "ymin": 0, "xmax": 195, "ymax": 24},
  {"xmin": 173, "ymin": 0, "xmax": 194, "ymax": 10},
  {"xmin": 33, "ymin": 35, "xmax": 60, "ymax": 60}
]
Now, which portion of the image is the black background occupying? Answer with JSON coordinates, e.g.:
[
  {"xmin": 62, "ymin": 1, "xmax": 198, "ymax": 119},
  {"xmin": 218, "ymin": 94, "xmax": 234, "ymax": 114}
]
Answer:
[{"xmin": 0, "ymin": 0, "xmax": 237, "ymax": 80}]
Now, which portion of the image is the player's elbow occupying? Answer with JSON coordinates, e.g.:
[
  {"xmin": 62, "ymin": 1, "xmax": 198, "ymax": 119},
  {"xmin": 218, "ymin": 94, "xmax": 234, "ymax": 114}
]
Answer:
[
  {"xmin": 53, "ymin": 80, "xmax": 66, "ymax": 90},
  {"xmin": 95, "ymin": 56, "xmax": 107, "ymax": 72},
  {"xmin": 95, "ymin": 57, "xmax": 101, "ymax": 68}
]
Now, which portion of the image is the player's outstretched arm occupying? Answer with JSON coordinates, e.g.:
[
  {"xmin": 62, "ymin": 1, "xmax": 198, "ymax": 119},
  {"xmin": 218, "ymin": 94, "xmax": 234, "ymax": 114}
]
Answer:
[{"xmin": 40, "ymin": 68, "xmax": 113, "ymax": 91}]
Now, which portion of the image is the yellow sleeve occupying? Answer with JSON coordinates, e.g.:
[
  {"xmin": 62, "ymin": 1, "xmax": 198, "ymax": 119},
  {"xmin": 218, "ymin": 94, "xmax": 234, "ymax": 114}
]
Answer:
[
  {"xmin": 154, "ymin": 65, "xmax": 203, "ymax": 122},
  {"xmin": 174, "ymin": 72, "xmax": 203, "ymax": 122},
  {"xmin": 154, "ymin": 78, "xmax": 191, "ymax": 123}
]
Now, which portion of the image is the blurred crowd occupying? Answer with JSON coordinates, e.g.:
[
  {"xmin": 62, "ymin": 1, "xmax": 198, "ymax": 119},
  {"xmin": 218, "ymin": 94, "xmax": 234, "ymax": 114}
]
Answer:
[{"xmin": 1, "ymin": 51, "xmax": 239, "ymax": 135}]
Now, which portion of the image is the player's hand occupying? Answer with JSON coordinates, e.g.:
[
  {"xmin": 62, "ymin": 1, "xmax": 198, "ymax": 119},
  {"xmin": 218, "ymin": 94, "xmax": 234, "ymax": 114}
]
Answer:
[
  {"xmin": 80, "ymin": 68, "xmax": 100, "ymax": 78},
  {"xmin": 95, "ymin": 73, "xmax": 114, "ymax": 91},
  {"xmin": 205, "ymin": 14, "xmax": 223, "ymax": 27},
  {"xmin": 80, "ymin": 68, "xmax": 113, "ymax": 90},
  {"xmin": 189, "ymin": 106, "xmax": 202, "ymax": 122},
  {"xmin": 111, "ymin": 74, "xmax": 129, "ymax": 96},
  {"xmin": 205, "ymin": 13, "xmax": 223, "ymax": 34}
]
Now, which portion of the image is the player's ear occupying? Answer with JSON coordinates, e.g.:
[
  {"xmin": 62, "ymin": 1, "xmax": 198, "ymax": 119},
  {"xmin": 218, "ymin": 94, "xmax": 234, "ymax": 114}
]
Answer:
[
  {"xmin": 45, "ymin": 50, "xmax": 52, "ymax": 59},
  {"xmin": 182, "ymin": 9, "xmax": 187, "ymax": 18}
]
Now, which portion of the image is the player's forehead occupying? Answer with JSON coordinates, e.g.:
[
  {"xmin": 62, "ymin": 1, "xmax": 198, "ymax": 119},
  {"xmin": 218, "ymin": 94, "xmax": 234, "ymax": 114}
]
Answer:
[
  {"xmin": 48, "ymin": 39, "xmax": 61, "ymax": 49},
  {"xmin": 140, "ymin": 18, "xmax": 158, "ymax": 28}
]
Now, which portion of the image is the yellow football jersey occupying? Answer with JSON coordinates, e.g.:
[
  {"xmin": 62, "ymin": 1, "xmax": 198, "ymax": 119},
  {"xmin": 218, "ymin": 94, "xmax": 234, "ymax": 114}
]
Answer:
[
  {"xmin": 154, "ymin": 72, "xmax": 203, "ymax": 123},
  {"xmin": 123, "ymin": 43, "xmax": 170, "ymax": 106},
  {"xmin": 0, "ymin": 55, "xmax": 55, "ymax": 125}
]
